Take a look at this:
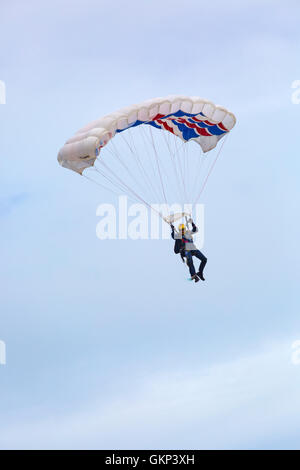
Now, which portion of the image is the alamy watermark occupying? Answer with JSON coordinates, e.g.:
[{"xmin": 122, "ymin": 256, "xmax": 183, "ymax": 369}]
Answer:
[
  {"xmin": 0, "ymin": 80, "xmax": 6, "ymax": 104},
  {"xmin": 0, "ymin": 340, "xmax": 6, "ymax": 365},
  {"xmin": 96, "ymin": 196, "xmax": 205, "ymax": 247},
  {"xmin": 291, "ymin": 340, "xmax": 300, "ymax": 365},
  {"xmin": 291, "ymin": 80, "xmax": 300, "ymax": 104}
]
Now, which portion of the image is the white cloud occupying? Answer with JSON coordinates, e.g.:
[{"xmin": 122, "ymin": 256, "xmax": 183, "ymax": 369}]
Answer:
[{"xmin": 1, "ymin": 338, "xmax": 299, "ymax": 449}]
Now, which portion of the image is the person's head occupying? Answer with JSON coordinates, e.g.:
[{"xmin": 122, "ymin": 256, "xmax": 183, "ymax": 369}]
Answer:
[{"xmin": 178, "ymin": 223, "xmax": 186, "ymax": 233}]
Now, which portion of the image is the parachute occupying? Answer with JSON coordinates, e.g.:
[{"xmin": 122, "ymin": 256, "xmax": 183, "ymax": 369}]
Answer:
[
  {"xmin": 163, "ymin": 212, "xmax": 191, "ymax": 225},
  {"xmin": 58, "ymin": 95, "xmax": 236, "ymax": 220}
]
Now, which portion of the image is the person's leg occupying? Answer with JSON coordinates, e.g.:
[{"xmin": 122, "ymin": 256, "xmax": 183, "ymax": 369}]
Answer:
[
  {"xmin": 193, "ymin": 250, "xmax": 207, "ymax": 279},
  {"xmin": 186, "ymin": 251, "xmax": 196, "ymax": 277}
]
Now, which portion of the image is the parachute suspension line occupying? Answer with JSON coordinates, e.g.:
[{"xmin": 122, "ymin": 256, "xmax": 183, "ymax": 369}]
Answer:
[
  {"xmin": 110, "ymin": 134, "xmax": 148, "ymax": 194},
  {"xmin": 192, "ymin": 135, "xmax": 228, "ymax": 209},
  {"xmin": 181, "ymin": 139, "xmax": 187, "ymax": 195},
  {"xmin": 161, "ymin": 129, "xmax": 186, "ymax": 207},
  {"xmin": 95, "ymin": 153, "xmax": 150, "ymax": 200},
  {"xmin": 162, "ymin": 128, "xmax": 187, "ymax": 206},
  {"xmin": 184, "ymin": 141, "xmax": 191, "ymax": 202},
  {"xmin": 165, "ymin": 130, "xmax": 184, "ymax": 205},
  {"xmin": 148, "ymin": 125, "xmax": 168, "ymax": 205},
  {"xmin": 105, "ymin": 138, "xmax": 147, "ymax": 197},
  {"xmin": 139, "ymin": 125, "xmax": 167, "ymax": 203},
  {"xmin": 188, "ymin": 143, "xmax": 195, "ymax": 203},
  {"xmin": 85, "ymin": 165, "xmax": 169, "ymax": 225},
  {"xmin": 189, "ymin": 145, "xmax": 208, "ymax": 202},
  {"xmin": 83, "ymin": 171, "xmax": 122, "ymax": 198},
  {"xmin": 173, "ymin": 139, "xmax": 187, "ymax": 205},
  {"xmin": 172, "ymin": 136, "xmax": 186, "ymax": 206},
  {"xmin": 94, "ymin": 164, "xmax": 137, "ymax": 198},
  {"xmin": 95, "ymin": 161, "xmax": 144, "ymax": 203},
  {"xmin": 173, "ymin": 133, "xmax": 188, "ymax": 204},
  {"xmin": 122, "ymin": 129, "xmax": 162, "ymax": 203},
  {"xmin": 86, "ymin": 125, "xmax": 227, "ymax": 224},
  {"xmin": 183, "ymin": 143, "xmax": 189, "ymax": 197},
  {"xmin": 83, "ymin": 171, "xmax": 155, "ymax": 210},
  {"xmin": 120, "ymin": 130, "xmax": 149, "ymax": 193},
  {"xmin": 99, "ymin": 130, "xmax": 166, "ymax": 208},
  {"xmin": 95, "ymin": 160, "xmax": 164, "ymax": 220},
  {"xmin": 171, "ymin": 133, "xmax": 190, "ymax": 204}
]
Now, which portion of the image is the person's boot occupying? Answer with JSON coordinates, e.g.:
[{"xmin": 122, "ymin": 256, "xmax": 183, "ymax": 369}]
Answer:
[
  {"xmin": 191, "ymin": 274, "xmax": 200, "ymax": 283},
  {"xmin": 198, "ymin": 259, "xmax": 207, "ymax": 281}
]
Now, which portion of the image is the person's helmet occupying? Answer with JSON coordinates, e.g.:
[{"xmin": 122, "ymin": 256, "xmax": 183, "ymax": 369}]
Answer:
[{"xmin": 178, "ymin": 223, "xmax": 186, "ymax": 232}]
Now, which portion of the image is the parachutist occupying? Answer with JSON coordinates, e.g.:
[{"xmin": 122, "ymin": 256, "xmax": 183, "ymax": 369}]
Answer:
[
  {"xmin": 171, "ymin": 220, "xmax": 207, "ymax": 282},
  {"xmin": 58, "ymin": 96, "xmax": 235, "ymax": 276}
]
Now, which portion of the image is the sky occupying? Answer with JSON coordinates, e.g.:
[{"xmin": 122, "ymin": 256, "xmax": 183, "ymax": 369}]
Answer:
[{"xmin": 0, "ymin": 0, "xmax": 300, "ymax": 450}]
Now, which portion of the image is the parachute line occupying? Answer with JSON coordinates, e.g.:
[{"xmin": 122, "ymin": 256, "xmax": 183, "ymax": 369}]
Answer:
[{"xmin": 192, "ymin": 135, "xmax": 228, "ymax": 208}]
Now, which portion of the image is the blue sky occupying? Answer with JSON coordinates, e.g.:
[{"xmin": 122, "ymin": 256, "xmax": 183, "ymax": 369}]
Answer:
[{"xmin": 0, "ymin": 0, "xmax": 300, "ymax": 450}]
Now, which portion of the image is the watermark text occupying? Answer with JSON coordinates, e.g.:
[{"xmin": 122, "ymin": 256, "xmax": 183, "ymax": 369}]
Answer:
[
  {"xmin": 0, "ymin": 80, "xmax": 6, "ymax": 104},
  {"xmin": 96, "ymin": 196, "xmax": 205, "ymax": 246},
  {"xmin": 291, "ymin": 340, "xmax": 300, "ymax": 365},
  {"xmin": 0, "ymin": 340, "xmax": 6, "ymax": 365},
  {"xmin": 291, "ymin": 80, "xmax": 300, "ymax": 104}
]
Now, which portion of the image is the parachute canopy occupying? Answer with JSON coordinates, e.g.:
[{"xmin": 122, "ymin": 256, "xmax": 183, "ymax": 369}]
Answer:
[
  {"xmin": 58, "ymin": 95, "xmax": 236, "ymax": 221},
  {"xmin": 58, "ymin": 95, "xmax": 236, "ymax": 175},
  {"xmin": 163, "ymin": 212, "xmax": 191, "ymax": 225}
]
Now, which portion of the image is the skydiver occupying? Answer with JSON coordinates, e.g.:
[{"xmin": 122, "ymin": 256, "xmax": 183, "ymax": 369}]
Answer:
[{"xmin": 171, "ymin": 218, "xmax": 207, "ymax": 283}]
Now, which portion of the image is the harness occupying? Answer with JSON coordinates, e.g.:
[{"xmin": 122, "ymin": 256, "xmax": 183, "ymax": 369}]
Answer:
[
  {"xmin": 182, "ymin": 235, "xmax": 193, "ymax": 245},
  {"xmin": 179, "ymin": 235, "xmax": 193, "ymax": 262}
]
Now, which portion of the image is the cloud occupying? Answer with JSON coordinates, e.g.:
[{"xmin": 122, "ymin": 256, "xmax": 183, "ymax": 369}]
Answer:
[{"xmin": 1, "ymin": 338, "xmax": 299, "ymax": 449}]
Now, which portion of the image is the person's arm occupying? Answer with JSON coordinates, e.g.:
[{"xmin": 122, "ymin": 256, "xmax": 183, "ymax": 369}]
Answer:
[
  {"xmin": 187, "ymin": 218, "xmax": 198, "ymax": 233},
  {"xmin": 191, "ymin": 221, "xmax": 198, "ymax": 233},
  {"xmin": 171, "ymin": 224, "xmax": 175, "ymax": 239}
]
